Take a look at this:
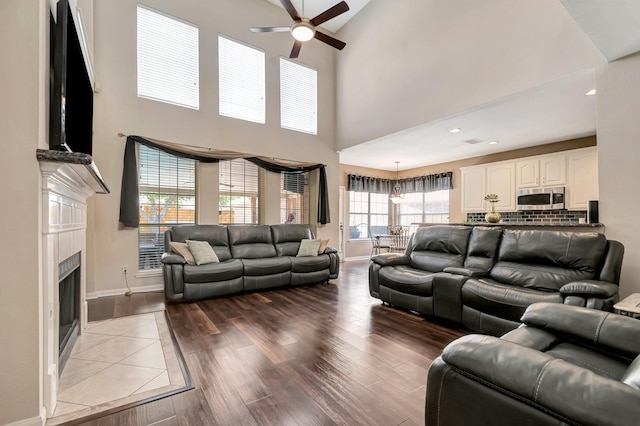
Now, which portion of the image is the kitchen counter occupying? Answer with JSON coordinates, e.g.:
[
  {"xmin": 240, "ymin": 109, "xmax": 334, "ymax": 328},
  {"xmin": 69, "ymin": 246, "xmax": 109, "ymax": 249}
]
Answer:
[{"xmin": 414, "ymin": 222, "xmax": 604, "ymax": 228}]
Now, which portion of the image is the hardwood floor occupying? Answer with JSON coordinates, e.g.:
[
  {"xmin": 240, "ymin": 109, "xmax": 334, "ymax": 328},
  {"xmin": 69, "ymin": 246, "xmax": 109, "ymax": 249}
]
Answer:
[{"xmin": 75, "ymin": 260, "xmax": 466, "ymax": 426}]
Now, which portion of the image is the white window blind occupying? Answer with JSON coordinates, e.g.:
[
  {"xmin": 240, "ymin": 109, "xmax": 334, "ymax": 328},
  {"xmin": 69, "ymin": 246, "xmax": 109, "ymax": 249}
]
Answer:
[
  {"xmin": 138, "ymin": 145, "xmax": 196, "ymax": 270},
  {"xmin": 137, "ymin": 5, "xmax": 199, "ymax": 109},
  {"xmin": 218, "ymin": 35, "xmax": 265, "ymax": 123},
  {"xmin": 281, "ymin": 172, "xmax": 310, "ymax": 224},
  {"xmin": 219, "ymin": 159, "xmax": 259, "ymax": 224},
  {"xmin": 280, "ymin": 58, "xmax": 317, "ymax": 134}
]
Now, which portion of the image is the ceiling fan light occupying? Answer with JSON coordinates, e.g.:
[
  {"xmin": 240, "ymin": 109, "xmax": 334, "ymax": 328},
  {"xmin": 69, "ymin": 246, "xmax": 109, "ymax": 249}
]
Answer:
[{"xmin": 291, "ymin": 21, "xmax": 315, "ymax": 41}]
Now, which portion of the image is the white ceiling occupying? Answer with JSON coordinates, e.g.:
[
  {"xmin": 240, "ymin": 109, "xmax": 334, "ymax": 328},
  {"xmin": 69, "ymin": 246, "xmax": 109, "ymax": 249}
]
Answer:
[
  {"xmin": 264, "ymin": 0, "xmax": 371, "ymax": 33},
  {"xmin": 264, "ymin": 1, "xmax": 640, "ymax": 172}
]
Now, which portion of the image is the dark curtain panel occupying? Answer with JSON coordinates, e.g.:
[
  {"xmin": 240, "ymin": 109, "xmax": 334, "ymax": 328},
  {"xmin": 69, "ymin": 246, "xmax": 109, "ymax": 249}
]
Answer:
[
  {"xmin": 119, "ymin": 139, "xmax": 140, "ymax": 227},
  {"xmin": 398, "ymin": 172, "xmax": 453, "ymax": 193},
  {"xmin": 318, "ymin": 166, "xmax": 330, "ymax": 224},
  {"xmin": 347, "ymin": 171, "xmax": 453, "ymax": 195},
  {"xmin": 347, "ymin": 174, "xmax": 393, "ymax": 194},
  {"xmin": 119, "ymin": 135, "xmax": 331, "ymax": 227}
]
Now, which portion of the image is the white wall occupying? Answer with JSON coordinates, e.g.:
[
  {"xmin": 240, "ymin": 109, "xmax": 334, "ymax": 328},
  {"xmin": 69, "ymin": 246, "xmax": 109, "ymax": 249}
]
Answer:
[
  {"xmin": 0, "ymin": 0, "xmax": 47, "ymax": 424},
  {"xmin": 596, "ymin": 52, "xmax": 640, "ymax": 297},
  {"xmin": 335, "ymin": 0, "xmax": 605, "ymax": 149},
  {"xmin": 89, "ymin": 0, "xmax": 340, "ymax": 295}
]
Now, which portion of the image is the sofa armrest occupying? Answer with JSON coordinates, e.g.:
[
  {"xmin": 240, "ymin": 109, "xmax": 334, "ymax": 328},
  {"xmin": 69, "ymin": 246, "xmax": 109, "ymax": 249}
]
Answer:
[
  {"xmin": 520, "ymin": 302, "xmax": 640, "ymax": 358},
  {"xmin": 442, "ymin": 266, "xmax": 488, "ymax": 277},
  {"xmin": 370, "ymin": 253, "xmax": 410, "ymax": 266},
  {"xmin": 322, "ymin": 246, "xmax": 338, "ymax": 254},
  {"xmin": 161, "ymin": 252, "xmax": 186, "ymax": 264},
  {"xmin": 440, "ymin": 334, "xmax": 640, "ymax": 426},
  {"xmin": 560, "ymin": 280, "xmax": 619, "ymax": 298}
]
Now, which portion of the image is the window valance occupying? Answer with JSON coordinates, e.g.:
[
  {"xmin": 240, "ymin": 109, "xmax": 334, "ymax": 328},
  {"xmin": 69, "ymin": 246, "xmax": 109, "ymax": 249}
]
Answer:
[
  {"xmin": 347, "ymin": 171, "xmax": 453, "ymax": 194},
  {"xmin": 119, "ymin": 135, "xmax": 330, "ymax": 227}
]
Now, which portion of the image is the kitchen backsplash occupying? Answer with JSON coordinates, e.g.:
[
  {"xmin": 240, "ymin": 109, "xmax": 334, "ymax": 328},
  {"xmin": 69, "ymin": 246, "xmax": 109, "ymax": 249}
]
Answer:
[{"xmin": 466, "ymin": 209, "xmax": 587, "ymax": 224}]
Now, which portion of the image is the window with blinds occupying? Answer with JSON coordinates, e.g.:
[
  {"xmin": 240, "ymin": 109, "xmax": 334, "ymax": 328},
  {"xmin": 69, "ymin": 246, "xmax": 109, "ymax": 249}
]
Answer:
[
  {"xmin": 219, "ymin": 159, "xmax": 259, "ymax": 224},
  {"xmin": 218, "ymin": 35, "xmax": 265, "ymax": 124},
  {"xmin": 398, "ymin": 190, "xmax": 450, "ymax": 226},
  {"xmin": 280, "ymin": 58, "xmax": 317, "ymax": 134},
  {"xmin": 137, "ymin": 5, "xmax": 199, "ymax": 109},
  {"xmin": 138, "ymin": 145, "xmax": 196, "ymax": 270},
  {"xmin": 281, "ymin": 172, "xmax": 310, "ymax": 224}
]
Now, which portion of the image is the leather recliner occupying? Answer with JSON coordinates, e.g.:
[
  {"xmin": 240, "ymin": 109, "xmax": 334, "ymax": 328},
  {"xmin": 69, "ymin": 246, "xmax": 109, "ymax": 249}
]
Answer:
[{"xmin": 426, "ymin": 302, "xmax": 640, "ymax": 426}]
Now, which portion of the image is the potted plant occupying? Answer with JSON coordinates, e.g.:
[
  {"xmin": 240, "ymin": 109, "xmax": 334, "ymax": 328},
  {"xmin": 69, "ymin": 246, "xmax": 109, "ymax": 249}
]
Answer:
[{"xmin": 484, "ymin": 194, "xmax": 502, "ymax": 223}]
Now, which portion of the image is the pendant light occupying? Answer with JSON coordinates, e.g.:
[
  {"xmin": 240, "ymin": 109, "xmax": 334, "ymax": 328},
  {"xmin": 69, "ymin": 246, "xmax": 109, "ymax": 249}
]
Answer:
[{"xmin": 390, "ymin": 161, "xmax": 404, "ymax": 204}]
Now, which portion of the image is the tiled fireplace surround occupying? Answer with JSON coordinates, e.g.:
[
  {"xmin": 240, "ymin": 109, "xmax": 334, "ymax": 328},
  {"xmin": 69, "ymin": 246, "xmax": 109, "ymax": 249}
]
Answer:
[{"xmin": 39, "ymin": 160, "xmax": 98, "ymax": 418}]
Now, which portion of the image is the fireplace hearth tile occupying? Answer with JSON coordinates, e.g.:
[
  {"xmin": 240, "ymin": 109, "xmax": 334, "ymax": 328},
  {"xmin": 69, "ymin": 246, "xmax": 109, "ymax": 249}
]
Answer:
[
  {"xmin": 71, "ymin": 335, "xmax": 156, "ymax": 364},
  {"xmin": 58, "ymin": 358, "xmax": 111, "ymax": 391}
]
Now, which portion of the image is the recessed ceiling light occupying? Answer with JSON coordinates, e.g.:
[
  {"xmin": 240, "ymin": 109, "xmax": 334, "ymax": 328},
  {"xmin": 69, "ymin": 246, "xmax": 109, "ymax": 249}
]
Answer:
[
  {"xmin": 585, "ymin": 89, "xmax": 596, "ymax": 96},
  {"xmin": 488, "ymin": 141, "xmax": 499, "ymax": 145},
  {"xmin": 449, "ymin": 128, "xmax": 461, "ymax": 133}
]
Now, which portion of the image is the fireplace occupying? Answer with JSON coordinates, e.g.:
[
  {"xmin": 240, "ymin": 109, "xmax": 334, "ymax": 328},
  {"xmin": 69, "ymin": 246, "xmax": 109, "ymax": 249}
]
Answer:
[{"xmin": 58, "ymin": 252, "xmax": 81, "ymax": 374}]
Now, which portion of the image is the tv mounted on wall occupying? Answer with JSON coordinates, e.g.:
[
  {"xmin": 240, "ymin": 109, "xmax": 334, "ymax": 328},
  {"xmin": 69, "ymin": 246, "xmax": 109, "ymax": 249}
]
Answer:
[{"xmin": 49, "ymin": 0, "xmax": 93, "ymax": 156}]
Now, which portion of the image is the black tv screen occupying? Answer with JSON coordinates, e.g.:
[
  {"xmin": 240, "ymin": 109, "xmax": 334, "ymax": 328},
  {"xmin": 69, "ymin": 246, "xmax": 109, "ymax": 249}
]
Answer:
[{"xmin": 49, "ymin": 0, "xmax": 93, "ymax": 156}]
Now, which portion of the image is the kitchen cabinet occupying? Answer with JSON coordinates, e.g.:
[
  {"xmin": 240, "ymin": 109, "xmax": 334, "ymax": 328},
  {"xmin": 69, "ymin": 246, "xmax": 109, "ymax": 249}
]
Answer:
[
  {"xmin": 461, "ymin": 162, "xmax": 515, "ymax": 212},
  {"xmin": 461, "ymin": 166, "xmax": 486, "ymax": 212},
  {"xmin": 567, "ymin": 147, "xmax": 598, "ymax": 210},
  {"xmin": 486, "ymin": 162, "xmax": 516, "ymax": 211},
  {"xmin": 516, "ymin": 154, "xmax": 566, "ymax": 188}
]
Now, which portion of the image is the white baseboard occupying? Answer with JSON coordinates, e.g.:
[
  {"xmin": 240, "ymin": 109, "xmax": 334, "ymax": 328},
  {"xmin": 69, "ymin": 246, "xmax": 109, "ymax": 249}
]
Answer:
[
  {"xmin": 86, "ymin": 284, "xmax": 164, "ymax": 299},
  {"xmin": 4, "ymin": 410, "xmax": 45, "ymax": 426}
]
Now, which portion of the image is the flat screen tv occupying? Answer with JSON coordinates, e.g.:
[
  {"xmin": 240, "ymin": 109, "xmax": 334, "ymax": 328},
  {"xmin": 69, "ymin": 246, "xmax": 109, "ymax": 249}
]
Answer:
[{"xmin": 49, "ymin": 0, "xmax": 93, "ymax": 156}]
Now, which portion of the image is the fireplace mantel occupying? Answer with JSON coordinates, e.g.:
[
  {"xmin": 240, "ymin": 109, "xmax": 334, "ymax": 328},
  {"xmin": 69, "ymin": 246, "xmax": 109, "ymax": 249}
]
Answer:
[{"xmin": 37, "ymin": 149, "xmax": 108, "ymax": 418}]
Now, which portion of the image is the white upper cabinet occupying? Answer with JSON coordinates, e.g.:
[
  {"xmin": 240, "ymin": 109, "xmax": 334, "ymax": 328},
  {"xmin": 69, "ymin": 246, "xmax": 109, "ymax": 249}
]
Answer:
[
  {"xmin": 516, "ymin": 154, "xmax": 566, "ymax": 188},
  {"xmin": 486, "ymin": 162, "xmax": 516, "ymax": 211},
  {"xmin": 567, "ymin": 147, "xmax": 598, "ymax": 210},
  {"xmin": 461, "ymin": 166, "xmax": 486, "ymax": 212},
  {"xmin": 461, "ymin": 162, "xmax": 515, "ymax": 212}
]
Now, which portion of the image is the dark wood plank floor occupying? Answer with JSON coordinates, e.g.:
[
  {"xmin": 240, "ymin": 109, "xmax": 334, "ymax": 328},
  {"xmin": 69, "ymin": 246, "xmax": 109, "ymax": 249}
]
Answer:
[{"xmin": 77, "ymin": 260, "xmax": 466, "ymax": 426}]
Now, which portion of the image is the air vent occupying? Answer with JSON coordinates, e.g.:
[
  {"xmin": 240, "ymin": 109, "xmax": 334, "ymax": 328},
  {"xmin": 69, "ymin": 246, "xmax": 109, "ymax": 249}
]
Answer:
[{"xmin": 464, "ymin": 138, "xmax": 483, "ymax": 145}]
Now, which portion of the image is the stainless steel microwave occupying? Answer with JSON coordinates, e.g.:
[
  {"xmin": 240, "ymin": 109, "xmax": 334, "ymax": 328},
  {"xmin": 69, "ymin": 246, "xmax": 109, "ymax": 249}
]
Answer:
[{"xmin": 516, "ymin": 187, "xmax": 565, "ymax": 211}]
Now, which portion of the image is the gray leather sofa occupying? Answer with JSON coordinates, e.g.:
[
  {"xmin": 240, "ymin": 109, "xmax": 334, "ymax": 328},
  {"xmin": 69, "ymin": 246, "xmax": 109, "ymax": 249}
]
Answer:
[
  {"xmin": 162, "ymin": 224, "xmax": 339, "ymax": 302},
  {"xmin": 425, "ymin": 303, "xmax": 640, "ymax": 426},
  {"xmin": 369, "ymin": 225, "xmax": 624, "ymax": 335}
]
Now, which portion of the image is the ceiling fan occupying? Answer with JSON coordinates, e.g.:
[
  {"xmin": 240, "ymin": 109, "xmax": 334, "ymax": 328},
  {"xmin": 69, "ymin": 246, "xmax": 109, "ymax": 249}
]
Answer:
[{"xmin": 251, "ymin": 0, "xmax": 349, "ymax": 58}]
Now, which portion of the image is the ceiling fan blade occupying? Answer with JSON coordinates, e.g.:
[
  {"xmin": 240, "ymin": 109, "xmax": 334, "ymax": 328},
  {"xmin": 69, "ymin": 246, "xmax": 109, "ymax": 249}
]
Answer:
[
  {"xmin": 314, "ymin": 31, "xmax": 346, "ymax": 50},
  {"xmin": 279, "ymin": 0, "xmax": 301, "ymax": 21},
  {"xmin": 250, "ymin": 26, "xmax": 290, "ymax": 33},
  {"xmin": 290, "ymin": 40, "xmax": 303, "ymax": 58},
  {"xmin": 310, "ymin": 1, "xmax": 350, "ymax": 27}
]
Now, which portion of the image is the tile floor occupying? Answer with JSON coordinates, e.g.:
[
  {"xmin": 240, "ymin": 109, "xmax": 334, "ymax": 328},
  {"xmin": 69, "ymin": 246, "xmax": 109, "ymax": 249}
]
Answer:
[{"xmin": 49, "ymin": 311, "xmax": 188, "ymax": 424}]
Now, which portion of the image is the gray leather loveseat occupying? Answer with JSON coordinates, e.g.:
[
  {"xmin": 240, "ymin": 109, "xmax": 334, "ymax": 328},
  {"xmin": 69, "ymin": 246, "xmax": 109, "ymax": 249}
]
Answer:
[
  {"xmin": 426, "ymin": 302, "xmax": 640, "ymax": 426},
  {"xmin": 369, "ymin": 225, "xmax": 624, "ymax": 335},
  {"xmin": 162, "ymin": 224, "xmax": 339, "ymax": 302}
]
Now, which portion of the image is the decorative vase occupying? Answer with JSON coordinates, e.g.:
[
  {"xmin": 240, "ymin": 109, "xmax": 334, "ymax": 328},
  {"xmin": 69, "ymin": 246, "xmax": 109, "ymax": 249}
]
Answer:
[{"xmin": 485, "ymin": 204, "xmax": 501, "ymax": 223}]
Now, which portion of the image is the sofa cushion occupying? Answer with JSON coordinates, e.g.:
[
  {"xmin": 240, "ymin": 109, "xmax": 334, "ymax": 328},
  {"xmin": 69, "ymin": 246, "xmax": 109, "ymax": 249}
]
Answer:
[
  {"xmin": 183, "ymin": 259, "xmax": 243, "ymax": 283},
  {"xmin": 168, "ymin": 225, "xmax": 232, "ymax": 261},
  {"xmin": 297, "ymin": 239, "xmax": 321, "ymax": 257},
  {"xmin": 409, "ymin": 225, "xmax": 472, "ymax": 272},
  {"xmin": 463, "ymin": 226, "xmax": 502, "ymax": 272},
  {"xmin": 242, "ymin": 257, "xmax": 291, "ymax": 276},
  {"xmin": 271, "ymin": 224, "xmax": 314, "ymax": 256},
  {"xmin": 186, "ymin": 240, "xmax": 220, "ymax": 265},
  {"xmin": 228, "ymin": 225, "xmax": 277, "ymax": 259},
  {"xmin": 379, "ymin": 265, "xmax": 437, "ymax": 297},
  {"xmin": 490, "ymin": 230, "xmax": 607, "ymax": 291},
  {"xmin": 290, "ymin": 254, "xmax": 331, "ymax": 273},
  {"xmin": 169, "ymin": 242, "xmax": 195, "ymax": 265},
  {"xmin": 462, "ymin": 278, "xmax": 563, "ymax": 322}
]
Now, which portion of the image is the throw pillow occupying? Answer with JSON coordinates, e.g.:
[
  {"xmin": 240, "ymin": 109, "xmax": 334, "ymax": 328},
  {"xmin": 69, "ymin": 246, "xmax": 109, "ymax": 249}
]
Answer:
[
  {"xmin": 186, "ymin": 240, "xmax": 220, "ymax": 265},
  {"xmin": 318, "ymin": 239, "xmax": 330, "ymax": 254},
  {"xmin": 297, "ymin": 239, "xmax": 322, "ymax": 257},
  {"xmin": 169, "ymin": 241, "xmax": 196, "ymax": 265}
]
